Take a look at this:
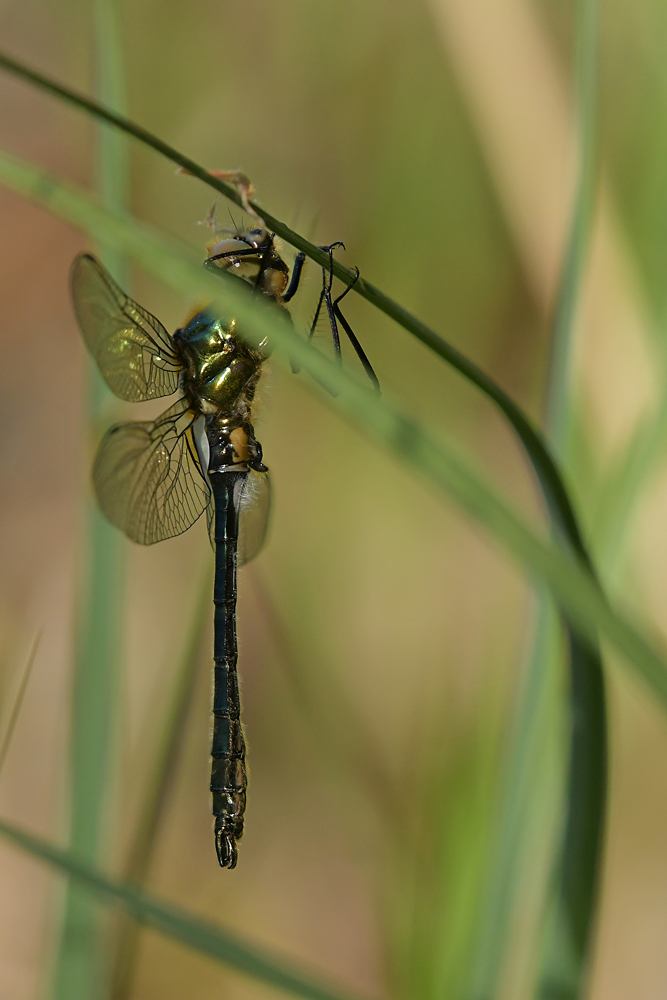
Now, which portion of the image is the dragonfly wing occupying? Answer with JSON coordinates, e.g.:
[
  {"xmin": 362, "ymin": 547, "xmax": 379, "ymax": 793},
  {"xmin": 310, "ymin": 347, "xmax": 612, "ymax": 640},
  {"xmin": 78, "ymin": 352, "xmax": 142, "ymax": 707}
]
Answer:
[
  {"xmin": 206, "ymin": 492, "xmax": 215, "ymax": 550},
  {"xmin": 238, "ymin": 470, "xmax": 271, "ymax": 565},
  {"xmin": 93, "ymin": 397, "xmax": 210, "ymax": 544},
  {"xmin": 71, "ymin": 252, "xmax": 181, "ymax": 401},
  {"xmin": 204, "ymin": 471, "xmax": 271, "ymax": 560}
]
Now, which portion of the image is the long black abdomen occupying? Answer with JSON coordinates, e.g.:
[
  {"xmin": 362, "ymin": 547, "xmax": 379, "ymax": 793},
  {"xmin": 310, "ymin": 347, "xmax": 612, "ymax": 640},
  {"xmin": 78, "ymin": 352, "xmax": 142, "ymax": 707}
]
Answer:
[{"xmin": 209, "ymin": 469, "xmax": 248, "ymax": 869}]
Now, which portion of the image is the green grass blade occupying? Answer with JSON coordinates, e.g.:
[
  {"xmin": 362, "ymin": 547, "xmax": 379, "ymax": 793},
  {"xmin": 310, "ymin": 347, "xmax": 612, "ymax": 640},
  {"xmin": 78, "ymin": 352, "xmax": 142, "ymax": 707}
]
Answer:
[
  {"xmin": 92, "ymin": 0, "xmax": 129, "ymax": 229},
  {"xmin": 0, "ymin": 73, "xmax": 610, "ymax": 975},
  {"xmin": 51, "ymin": 6, "xmax": 128, "ymax": 998},
  {"xmin": 466, "ymin": 600, "xmax": 562, "ymax": 1000},
  {"xmin": 0, "ymin": 818, "xmax": 366, "ymax": 1000},
  {"xmin": 0, "ymin": 46, "xmax": 600, "ymax": 569},
  {"xmin": 546, "ymin": 0, "xmax": 598, "ymax": 455},
  {"xmin": 541, "ymin": 4, "xmax": 604, "ymax": 993},
  {"xmin": 473, "ymin": 1, "xmax": 603, "ymax": 995},
  {"xmin": 54, "ymin": 518, "xmax": 123, "ymax": 998},
  {"xmin": 0, "ymin": 152, "xmax": 663, "ymax": 732},
  {"xmin": 592, "ymin": 384, "xmax": 667, "ymax": 579},
  {"xmin": 0, "ymin": 72, "xmax": 610, "ymax": 990},
  {"xmin": 470, "ymin": 1, "xmax": 603, "ymax": 993}
]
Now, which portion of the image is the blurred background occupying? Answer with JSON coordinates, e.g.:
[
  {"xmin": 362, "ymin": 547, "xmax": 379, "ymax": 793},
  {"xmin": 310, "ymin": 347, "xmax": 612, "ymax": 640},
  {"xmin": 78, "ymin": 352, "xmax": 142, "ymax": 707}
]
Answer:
[{"xmin": 0, "ymin": 0, "xmax": 667, "ymax": 998}]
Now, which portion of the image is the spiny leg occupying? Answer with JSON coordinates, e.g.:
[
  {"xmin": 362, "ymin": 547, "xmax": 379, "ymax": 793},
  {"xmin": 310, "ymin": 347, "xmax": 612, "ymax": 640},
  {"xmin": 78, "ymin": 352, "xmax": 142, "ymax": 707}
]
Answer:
[
  {"xmin": 283, "ymin": 240, "xmax": 344, "ymax": 338},
  {"xmin": 332, "ymin": 268, "xmax": 380, "ymax": 392},
  {"xmin": 308, "ymin": 281, "xmax": 326, "ymax": 342},
  {"xmin": 308, "ymin": 243, "xmax": 345, "ymax": 344},
  {"xmin": 322, "ymin": 244, "xmax": 343, "ymax": 363},
  {"xmin": 319, "ymin": 245, "xmax": 380, "ymax": 391},
  {"xmin": 282, "ymin": 240, "xmax": 379, "ymax": 391}
]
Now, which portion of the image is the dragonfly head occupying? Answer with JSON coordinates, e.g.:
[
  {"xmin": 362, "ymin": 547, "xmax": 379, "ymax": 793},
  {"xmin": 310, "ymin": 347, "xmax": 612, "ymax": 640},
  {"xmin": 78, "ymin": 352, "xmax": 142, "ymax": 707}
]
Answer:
[{"xmin": 205, "ymin": 228, "xmax": 289, "ymax": 299}]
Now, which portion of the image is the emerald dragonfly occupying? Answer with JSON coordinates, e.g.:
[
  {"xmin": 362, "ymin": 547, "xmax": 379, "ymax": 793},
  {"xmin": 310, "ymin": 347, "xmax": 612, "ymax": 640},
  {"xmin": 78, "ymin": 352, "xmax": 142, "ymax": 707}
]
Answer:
[{"xmin": 71, "ymin": 226, "xmax": 377, "ymax": 868}]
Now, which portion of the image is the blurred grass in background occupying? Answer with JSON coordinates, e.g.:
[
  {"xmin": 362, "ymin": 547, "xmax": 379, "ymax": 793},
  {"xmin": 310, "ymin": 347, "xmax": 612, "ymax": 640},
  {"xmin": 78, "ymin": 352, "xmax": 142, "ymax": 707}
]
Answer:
[{"xmin": 0, "ymin": 1, "xmax": 667, "ymax": 999}]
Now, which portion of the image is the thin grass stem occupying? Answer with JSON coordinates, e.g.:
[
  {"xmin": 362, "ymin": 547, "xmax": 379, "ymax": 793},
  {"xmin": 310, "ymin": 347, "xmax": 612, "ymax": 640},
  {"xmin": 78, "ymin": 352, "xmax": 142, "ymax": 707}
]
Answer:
[
  {"xmin": 0, "ymin": 631, "xmax": 41, "ymax": 776},
  {"xmin": 0, "ymin": 47, "xmax": 603, "ymax": 567},
  {"xmin": 0, "ymin": 152, "xmax": 660, "ymax": 719},
  {"xmin": 540, "ymin": 5, "xmax": 604, "ymax": 995},
  {"xmin": 0, "ymin": 153, "xmax": 667, "ymax": 1000},
  {"xmin": 471, "ymin": 0, "xmax": 603, "ymax": 994},
  {"xmin": 51, "ymin": 6, "xmax": 128, "ymax": 998},
  {"xmin": 0, "ymin": 76, "xmax": 610, "ymax": 978},
  {"xmin": 0, "ymin": 817, "xmax": 366, "ymax": 1000}
]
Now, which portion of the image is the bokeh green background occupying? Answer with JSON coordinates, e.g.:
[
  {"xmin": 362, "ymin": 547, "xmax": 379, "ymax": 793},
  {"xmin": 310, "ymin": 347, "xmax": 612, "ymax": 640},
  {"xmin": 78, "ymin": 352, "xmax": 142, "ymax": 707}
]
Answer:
[{"xmin": 1, "ymin": 1, "xmax": 667, "ymax": 999}]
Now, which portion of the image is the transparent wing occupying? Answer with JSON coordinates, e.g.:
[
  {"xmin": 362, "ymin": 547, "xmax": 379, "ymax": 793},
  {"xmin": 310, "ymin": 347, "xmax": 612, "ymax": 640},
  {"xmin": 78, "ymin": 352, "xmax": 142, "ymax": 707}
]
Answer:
[
  {"xmin": 205, "ymin": 470, "xmax": 271, "ymax": 563},
  {"xmin": 93, "ymin": 397, "xmax": 210, "ymax": 545},
  {"xmin": 71, "ymin": 252, "xmax": 181, "ymax": 401},
  {"xmin": 239, "ymin": 471, "xmax": 271, "ymax": 565}
]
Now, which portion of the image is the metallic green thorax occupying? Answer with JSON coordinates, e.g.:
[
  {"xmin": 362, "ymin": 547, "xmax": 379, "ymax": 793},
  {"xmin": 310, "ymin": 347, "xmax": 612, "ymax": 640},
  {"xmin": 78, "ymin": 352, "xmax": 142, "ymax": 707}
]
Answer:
[
  {"xmin": 174, "ymin": 227, "xmax": 290, "ymax": 474},
  {"xmin": 175, "ymin": 311, "xmax": 268, "ymax": 472}
]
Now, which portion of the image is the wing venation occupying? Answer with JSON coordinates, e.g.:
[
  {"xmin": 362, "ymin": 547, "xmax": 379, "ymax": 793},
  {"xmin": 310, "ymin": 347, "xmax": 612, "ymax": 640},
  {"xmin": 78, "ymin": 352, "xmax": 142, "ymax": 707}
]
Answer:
[
  {"xmin": 71, "ymin": 253, "xmax": 181, "ymax": 401},
  {"xmin": 238, "ymin": 471, "xmax": 271, "ymax": 565},
  {"xmin": 204, "ymin": 470, "xmax": 271, "ymax": 563},
  {"xmin": 93, "ymin": 397, "xmax": 210, "ymax": 544}
]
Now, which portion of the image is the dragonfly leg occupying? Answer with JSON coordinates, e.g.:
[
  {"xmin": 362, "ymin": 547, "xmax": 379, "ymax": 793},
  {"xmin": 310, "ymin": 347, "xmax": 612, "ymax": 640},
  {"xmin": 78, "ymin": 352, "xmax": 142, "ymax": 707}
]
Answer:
[
  {"xmin": 332, "ymin": 269, "xmax": 380, "ymax": 391},
  {"xmin": 282, "ymin": 251, "xmax": 306, "ymax": 303},
  {"xmin": 316, "ymin": 243, "xmax": 344, "ymax": 363},
  {"xmin": 283, "ymin": 240, "xmax": 378, "ymax": 390},
  {"xmin": 322, "ymin": 248, "xmax": 380, "ymax": 391},
  {"xmin": 309, "ymin": 283, "xmax": 326, "ymax": 341}
]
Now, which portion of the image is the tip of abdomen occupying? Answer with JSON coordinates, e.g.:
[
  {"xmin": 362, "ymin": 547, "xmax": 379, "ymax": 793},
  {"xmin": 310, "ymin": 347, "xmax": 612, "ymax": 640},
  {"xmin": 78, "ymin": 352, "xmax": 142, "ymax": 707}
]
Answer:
[{"xmin": 215, "ymin": 822, "xmax": 238, "ymax": 869}]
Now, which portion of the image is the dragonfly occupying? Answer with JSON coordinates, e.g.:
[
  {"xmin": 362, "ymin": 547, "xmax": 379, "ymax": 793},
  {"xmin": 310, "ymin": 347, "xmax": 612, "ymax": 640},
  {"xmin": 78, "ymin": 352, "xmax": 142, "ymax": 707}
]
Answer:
[{"xmin": 71, "ymin": 224, "xmax": 378, "ymax": 869}]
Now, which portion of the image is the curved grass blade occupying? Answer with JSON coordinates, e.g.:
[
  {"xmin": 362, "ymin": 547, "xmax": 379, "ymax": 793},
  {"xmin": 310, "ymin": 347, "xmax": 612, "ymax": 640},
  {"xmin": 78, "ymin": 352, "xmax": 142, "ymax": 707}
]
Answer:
[
  {"xmin": 54, "ymin": 521, "xmax": 124, "ymax": 1000},
  {"xmin": 0, "ymin": 152, "xmax": 662, "ymax": 718},
  {"xmin": 0, "ymin": 47, "xmax": 603, "ymax": 561},
  {"xmin": 0, "ymin": 818, "xmax": 368, "ymax": 1000},
  {"xmin": 0, "ymin": 65, "xmax": 608, "ymax": 981},
  {"xmin": 472, "ymin": 1, "xmax": 604, "ymax": 995},
  {"xmin": 541, "ymin": 4, "xmax": 603, "ymax": 992},
  {"xmin": 0, "ymin": 65, "xmax": 609, "ymax": 986},
  {"xmin": 3, "ymin": 150, "xmax": 667, "ymax": 1000},
  {"xmin": 546, "ymin": 0, "xmax": 598, "ymax": 456}
]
